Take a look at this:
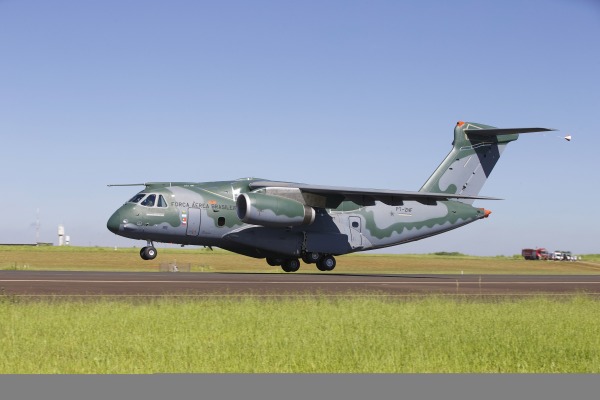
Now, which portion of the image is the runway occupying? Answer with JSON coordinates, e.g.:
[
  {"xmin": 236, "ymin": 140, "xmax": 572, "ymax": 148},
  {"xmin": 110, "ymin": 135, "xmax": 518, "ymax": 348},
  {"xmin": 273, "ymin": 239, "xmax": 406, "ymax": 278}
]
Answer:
[{"xmin": 2, "ymin": 270, "xmax": 600, "ymax": 297}]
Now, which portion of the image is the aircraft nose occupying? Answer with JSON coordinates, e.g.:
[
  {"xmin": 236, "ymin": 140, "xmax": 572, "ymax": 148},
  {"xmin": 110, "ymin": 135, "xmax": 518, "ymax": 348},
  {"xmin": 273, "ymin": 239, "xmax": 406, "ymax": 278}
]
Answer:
[{"xmin": 107, "ymin": 211, "xmax": 122, "ymax": 234}]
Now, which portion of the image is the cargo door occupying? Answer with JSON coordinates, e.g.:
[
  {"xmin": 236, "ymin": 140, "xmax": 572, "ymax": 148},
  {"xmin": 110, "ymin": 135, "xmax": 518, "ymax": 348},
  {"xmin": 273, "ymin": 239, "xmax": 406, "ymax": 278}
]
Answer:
[{"xmin": 186, "ymin": 208, "xmax": 201, "ymax": 236}]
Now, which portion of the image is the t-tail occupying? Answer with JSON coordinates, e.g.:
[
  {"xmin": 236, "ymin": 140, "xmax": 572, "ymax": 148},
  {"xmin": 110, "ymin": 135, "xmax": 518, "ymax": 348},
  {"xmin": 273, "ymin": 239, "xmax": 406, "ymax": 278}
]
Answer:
[{"xmin": 419, "ymin": 121, "xmax": 554, "ymax": 204}]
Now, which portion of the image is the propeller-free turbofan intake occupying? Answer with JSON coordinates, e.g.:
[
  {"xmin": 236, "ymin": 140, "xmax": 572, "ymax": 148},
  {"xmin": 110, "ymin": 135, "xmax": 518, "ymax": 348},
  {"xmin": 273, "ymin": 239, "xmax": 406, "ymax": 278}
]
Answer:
[{"xmin": 236, "ymin": 193, "xmax": 315, "ymax": 227}]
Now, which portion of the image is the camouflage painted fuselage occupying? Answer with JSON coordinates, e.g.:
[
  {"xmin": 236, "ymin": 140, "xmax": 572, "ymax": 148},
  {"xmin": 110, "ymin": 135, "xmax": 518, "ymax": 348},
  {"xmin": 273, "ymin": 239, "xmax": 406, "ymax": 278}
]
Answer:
[{"xmin": 107, "ymin": 178, "xmax": 487, "ymax": 259}]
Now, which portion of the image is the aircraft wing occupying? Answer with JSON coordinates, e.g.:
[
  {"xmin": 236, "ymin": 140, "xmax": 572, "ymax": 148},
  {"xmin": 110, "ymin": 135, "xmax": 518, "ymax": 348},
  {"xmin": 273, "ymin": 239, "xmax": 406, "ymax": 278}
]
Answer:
[{"xmin": 248, "ymin": 180, "xmax": 500, "ymax": 208}]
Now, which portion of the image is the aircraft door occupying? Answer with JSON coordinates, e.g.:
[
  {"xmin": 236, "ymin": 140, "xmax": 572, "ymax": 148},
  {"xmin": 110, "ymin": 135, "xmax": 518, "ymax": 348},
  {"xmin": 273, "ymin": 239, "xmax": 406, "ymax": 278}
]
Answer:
[
  {"xmin": 349, "ymin": 216, "xmax": 362, "ymax": 248},
  {"xmin": 186, "ymin": 208, "xmax": 201, "ymax": 236}
]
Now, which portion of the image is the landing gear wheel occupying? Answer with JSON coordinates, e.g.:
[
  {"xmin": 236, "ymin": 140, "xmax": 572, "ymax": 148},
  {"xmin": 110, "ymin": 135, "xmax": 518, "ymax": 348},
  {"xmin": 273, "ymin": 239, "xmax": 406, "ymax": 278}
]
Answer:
[
  {"xmin": 316, "ymin": 255, "xmax": 336, "ymax": 271},
  {"xmin": 302, "ymin": 252, "xmax": 320, "ymax": 264},
  {"xmin": 145, "ymin": 246, "xmax": 157, "ymax": 260},
  {"xmin": 140, "ymin": 246, "xmax": 157, "ymax": 260},
  {"xmin": 281, "ymin": 258, "xmax": 301, "ymax": 273},
  {"xmin": 266, "ymin": 258, "xmax": 283, "ymax": 267}
]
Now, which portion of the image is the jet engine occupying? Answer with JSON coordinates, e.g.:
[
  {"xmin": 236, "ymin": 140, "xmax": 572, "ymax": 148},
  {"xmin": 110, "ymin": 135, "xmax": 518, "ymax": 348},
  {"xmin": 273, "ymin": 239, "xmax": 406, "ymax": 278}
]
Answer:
[{"xmin": 236, "ymin": 193, "xmax": 315, "ymax": 227}]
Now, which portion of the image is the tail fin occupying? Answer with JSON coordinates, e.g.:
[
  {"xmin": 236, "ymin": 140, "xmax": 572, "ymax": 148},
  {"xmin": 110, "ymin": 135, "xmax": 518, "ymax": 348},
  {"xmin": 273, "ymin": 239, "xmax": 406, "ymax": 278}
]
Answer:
[{"xmin": 419, "ymin": 121, "xmax": 554, "ymax": 204}]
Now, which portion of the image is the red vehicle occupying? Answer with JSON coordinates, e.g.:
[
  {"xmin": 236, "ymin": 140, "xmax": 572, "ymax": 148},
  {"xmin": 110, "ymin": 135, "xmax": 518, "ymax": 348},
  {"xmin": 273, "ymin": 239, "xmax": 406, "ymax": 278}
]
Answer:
[{"xmin": 521, "ymin": 248, "xmax": 549, "ymax": 260}]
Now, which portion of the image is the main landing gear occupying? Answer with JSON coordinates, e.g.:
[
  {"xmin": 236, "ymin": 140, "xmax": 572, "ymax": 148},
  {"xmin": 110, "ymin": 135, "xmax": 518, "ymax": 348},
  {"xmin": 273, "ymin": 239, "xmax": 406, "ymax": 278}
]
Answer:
[
  {"xmin": 140, "ymin": 241, "xmax": 157, "ymax": 260},
  {"xmin": 266, "ymin": 253, "xmax": 337, "ymax": 273}
]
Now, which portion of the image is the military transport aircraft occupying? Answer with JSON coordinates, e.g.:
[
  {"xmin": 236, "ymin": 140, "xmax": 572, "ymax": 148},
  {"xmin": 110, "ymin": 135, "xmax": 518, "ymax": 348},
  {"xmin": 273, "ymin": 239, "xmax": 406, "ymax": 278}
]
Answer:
[{"xmin": 107, "ymin": 121, "xmax": 553, "ymax": 272}]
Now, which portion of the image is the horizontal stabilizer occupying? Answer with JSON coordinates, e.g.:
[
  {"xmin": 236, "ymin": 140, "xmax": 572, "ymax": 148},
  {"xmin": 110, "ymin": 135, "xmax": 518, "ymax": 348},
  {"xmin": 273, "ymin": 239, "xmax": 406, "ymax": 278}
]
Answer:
[{"xmin": 464, "ymin": 127, "xmax": 555, "ymax": 136}]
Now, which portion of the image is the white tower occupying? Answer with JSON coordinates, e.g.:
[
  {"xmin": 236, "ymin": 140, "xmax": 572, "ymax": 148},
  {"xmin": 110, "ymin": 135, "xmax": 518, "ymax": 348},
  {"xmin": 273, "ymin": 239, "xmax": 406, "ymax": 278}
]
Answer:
[
  {"xmin": 58, "ymin": 225, "xmax": 65, "ymax": 246},
  {"xmin": 35, "ymin": 208, "xmax": 40, "ymax": 244}
]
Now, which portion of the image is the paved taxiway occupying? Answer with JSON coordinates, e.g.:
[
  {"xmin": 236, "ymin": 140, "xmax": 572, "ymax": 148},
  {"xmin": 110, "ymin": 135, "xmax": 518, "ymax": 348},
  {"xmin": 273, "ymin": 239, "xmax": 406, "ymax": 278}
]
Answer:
[{"xmin": 2, "ymin": 271, "xmax": 600, "ymax": 297}]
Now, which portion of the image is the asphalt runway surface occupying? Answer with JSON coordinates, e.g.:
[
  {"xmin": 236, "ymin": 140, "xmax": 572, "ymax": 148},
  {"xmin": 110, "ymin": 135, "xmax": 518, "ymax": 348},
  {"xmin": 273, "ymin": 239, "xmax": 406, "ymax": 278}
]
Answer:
[{"xmin": 2, "ymin": 270, "xmax": 600, "ymax": 298}]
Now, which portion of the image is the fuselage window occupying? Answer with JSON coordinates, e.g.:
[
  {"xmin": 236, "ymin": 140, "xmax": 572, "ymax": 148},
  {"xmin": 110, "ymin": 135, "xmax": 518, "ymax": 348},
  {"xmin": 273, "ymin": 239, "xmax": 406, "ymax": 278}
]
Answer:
[
  {"xmin": 128, "ymin": 193, "xmax": 146, "ymax": 203},
  {"xmin": 141, "ymin": 194, "xmax": 156, "ymax": 207},
  {"xmin": 218, "ymin": 217, "xmax": 225, "ymax": 226},
  {"xmin": 157, "ymin": 195, "xmax": 168, "ymax": 208}
]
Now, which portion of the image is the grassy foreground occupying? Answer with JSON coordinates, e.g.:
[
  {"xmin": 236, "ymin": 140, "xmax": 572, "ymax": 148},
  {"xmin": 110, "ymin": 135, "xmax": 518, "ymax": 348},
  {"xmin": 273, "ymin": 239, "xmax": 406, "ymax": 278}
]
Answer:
[
  {"xmin": 1, "ymin": 295, "xmax": 600, "ymax": 373},
  {"xmin": 2, "ymin": 245, "xmax": 600, "ymax": 274}
]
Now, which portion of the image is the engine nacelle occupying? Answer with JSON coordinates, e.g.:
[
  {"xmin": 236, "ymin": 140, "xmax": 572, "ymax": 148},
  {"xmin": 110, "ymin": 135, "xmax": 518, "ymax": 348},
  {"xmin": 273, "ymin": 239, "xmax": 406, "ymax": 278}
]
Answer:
[{"xmin": 236, "ymin": 193, "xmax": 315, "ymax": 227}]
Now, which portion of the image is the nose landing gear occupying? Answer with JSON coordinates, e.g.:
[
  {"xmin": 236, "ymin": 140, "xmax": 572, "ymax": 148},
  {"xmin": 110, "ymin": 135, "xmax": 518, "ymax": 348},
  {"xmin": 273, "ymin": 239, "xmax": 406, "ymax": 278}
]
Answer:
[{"xmin": 140, "ymin": 241, "xmax": 157, "ymax": 260}]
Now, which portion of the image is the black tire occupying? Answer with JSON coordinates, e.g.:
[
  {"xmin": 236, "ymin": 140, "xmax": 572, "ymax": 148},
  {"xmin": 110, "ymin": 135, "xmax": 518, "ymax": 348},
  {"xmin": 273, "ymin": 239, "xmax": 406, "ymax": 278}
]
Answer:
[
  {"xmin": 317, "ymin": 255, "xmax": 336, "ymax": 271},
  {"xmin": 142, "ymin": 246, "xmax": 157, "ymax": 260},
  {"xmin": 140, "ymin": 247, "xmax": 148, "ymax": 259},
  {"xmin": 266, "ymin": 258, "xmax": 282, "ymax": 266},
  {"xmin": 281, "ymin": 259, "xmax": 300, "ymax": 273},
  {"xmin": 146, "ymin": 247, "xmax": 157, "ymax": 260},
  {"xmin": 302, "ymin": 252, "xmax": 320, "ymax": 264}
]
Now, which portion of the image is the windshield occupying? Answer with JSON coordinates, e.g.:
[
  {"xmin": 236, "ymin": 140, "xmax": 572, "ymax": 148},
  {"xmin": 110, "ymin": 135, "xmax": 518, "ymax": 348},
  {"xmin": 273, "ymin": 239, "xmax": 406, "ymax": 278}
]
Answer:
[
  {"xmin": 141, "ymin": 194, "xmax": 156, "ymax": 207},
  {"xmin": 157, "ymin": 195, "xmax": 168, "ymax": 207},
  {"xmin": 128, "ymin": 193, "xmax": 146, "ymax": 203},
  {"xmin": 129, "ymin": 193, "xmax": 168, "ymax": 207}
]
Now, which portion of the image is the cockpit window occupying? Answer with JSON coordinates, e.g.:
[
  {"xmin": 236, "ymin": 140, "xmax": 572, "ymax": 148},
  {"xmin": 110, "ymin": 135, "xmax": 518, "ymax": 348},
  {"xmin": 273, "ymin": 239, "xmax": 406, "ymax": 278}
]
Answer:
[
  {"xmin": 140, "ymin": 194, "xmax": 156, "ymax": 207},
  {"xmin": 132, "ymin": 193, "xmax": 168, "ymax": 208},
  {"xmin": 157, "ymin": 195, "xmax": 168, "ymax": 208},
  {"xmin": 128, "ymin": 193, "xmax": 146, "ymax": 203}
]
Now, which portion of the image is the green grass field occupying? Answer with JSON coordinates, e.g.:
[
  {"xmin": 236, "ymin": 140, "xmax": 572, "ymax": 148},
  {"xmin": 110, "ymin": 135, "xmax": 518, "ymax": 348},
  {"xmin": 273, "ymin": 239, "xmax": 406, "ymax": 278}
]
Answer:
[
  {"xmin": 2, "ymin": 245, "xmax": 600, "ymax": 274},
  {"xmin": 1, "ymin": 296, "xmax": 599, "ymax": 373},
  {"xmin": 2, "ymin": 246, "xmax": 600, "ymax": 373}
]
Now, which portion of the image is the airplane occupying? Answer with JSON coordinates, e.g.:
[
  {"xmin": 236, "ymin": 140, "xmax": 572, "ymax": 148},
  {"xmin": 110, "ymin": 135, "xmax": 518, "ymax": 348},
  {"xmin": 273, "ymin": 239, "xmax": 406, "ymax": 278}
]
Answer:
[{"xmin": 107, "ymin": 121, "xmax": 554, "ymax": 272}]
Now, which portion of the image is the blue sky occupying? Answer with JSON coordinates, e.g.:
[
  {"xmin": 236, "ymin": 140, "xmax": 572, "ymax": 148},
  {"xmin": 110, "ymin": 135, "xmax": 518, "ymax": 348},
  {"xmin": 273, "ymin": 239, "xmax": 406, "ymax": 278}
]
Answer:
[{"xmin": 1, "ymin": 0, "xmax": 599, "ymax": 255}]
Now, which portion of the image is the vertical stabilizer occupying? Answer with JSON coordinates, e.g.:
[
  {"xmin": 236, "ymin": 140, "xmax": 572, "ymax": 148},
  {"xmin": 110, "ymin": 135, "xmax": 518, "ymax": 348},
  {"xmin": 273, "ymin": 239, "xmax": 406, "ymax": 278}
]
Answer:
[{"xmin": 419, "ymin": 121, "xmax": 552, "ymax": 204}]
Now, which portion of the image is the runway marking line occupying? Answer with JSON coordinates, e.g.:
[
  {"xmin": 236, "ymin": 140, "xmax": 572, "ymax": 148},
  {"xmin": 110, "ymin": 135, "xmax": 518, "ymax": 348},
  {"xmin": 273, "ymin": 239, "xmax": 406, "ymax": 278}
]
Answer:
[
  {"xmin": 4, "ymin": 293, "xmax": 600, "ymax": 298},
  {"xmin": 2, "ymin": 279, "xmax": 600, "ymax": 285}
]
